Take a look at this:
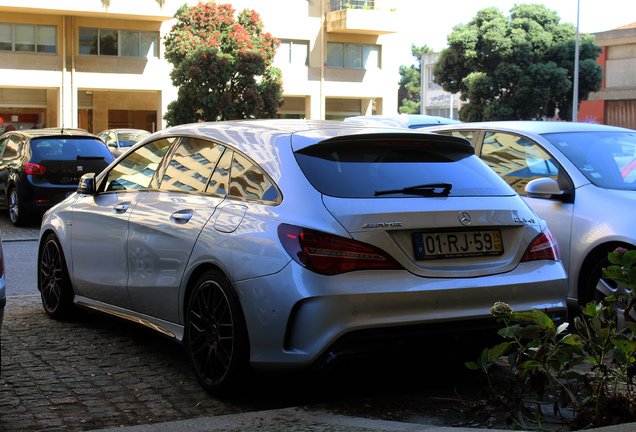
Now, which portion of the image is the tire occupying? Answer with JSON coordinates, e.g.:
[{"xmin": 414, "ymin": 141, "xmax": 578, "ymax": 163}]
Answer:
[
  {"xmin": 185, "ymin": 270, "xmax": 249, "ymax": 394},
  {"xmin": 39, "ymin": 234, "xmax": 75, "ymax": 320},
  {"xmin": 8, "ymin": 187, "xmax": 27, "ymax": 227},
  {"xmin": 582, "ymin": 256, "xmax": 634, "ymax": 327}
]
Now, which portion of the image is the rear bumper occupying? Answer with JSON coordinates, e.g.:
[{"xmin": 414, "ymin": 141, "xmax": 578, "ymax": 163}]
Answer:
[{"xmin": 235, "ymin": 259, "xmax": 568, "ymax": 371}]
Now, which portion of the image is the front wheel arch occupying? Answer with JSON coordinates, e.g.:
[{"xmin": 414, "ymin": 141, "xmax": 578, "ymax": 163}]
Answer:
[
  {"xmin": 577, "ymin": 241, "xmax": 634, "ymax": 308},
  {"xmin": 38, "ymin": 232, "xmax": 76, "ymax": 319}
]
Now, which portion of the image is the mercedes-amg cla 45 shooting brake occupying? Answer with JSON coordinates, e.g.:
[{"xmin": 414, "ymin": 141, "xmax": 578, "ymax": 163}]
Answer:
[{"xmin": 38, "ymin": 120, "xmax": 568, "ymax": 393}]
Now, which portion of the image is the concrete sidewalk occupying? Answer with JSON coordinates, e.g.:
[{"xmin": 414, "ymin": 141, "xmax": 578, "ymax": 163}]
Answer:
[{"xmin": 87, "ymin": 407, "xmax": 636, "ymax": 432}]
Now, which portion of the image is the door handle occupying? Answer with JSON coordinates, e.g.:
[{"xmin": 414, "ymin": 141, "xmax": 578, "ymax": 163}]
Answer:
[
  {"xmin": 171, "ymin": 211, "xmax": 193, "ymax": 224},
  {"xmin": 112, "ymin": 204, "xmax": 129, "ymax": 213}
]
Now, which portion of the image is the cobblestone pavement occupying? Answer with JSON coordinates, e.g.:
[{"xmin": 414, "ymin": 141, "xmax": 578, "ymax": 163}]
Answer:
[{"xmin": 0, "ymin": 214, "xmax": 498, "ymax": 432}]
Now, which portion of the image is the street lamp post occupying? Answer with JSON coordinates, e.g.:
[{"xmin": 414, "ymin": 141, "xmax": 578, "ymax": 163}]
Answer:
[{"xmin": 573, "ymin": 0, "xmax": 580, "ymax": 122}]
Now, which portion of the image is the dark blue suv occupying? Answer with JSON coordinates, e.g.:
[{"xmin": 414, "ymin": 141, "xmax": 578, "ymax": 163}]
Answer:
[{"xmin": 0, "ymin": 128, "xmax": 114, "ymax": 226}]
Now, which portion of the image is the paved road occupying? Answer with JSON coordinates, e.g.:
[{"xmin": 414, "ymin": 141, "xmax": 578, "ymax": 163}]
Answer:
[{"xmin": 0, "ymin": 211, "xmax": 492, "ymax": 432}]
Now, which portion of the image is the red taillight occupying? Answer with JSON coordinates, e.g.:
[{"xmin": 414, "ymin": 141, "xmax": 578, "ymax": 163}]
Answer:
[
  {"xmin": 521, "ymin": 228, "xmax": 560, "ymax": 262},
  {"xmin": 278, "ymin": 224, "xmax": 403, "ymax": 275},
  {"xmin": 25, "ymin": 163, "xmax": 46, "ymax": 175}
]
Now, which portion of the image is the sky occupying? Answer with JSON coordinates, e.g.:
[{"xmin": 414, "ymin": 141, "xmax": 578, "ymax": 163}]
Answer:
[{"xmin": 392, "ymin": 0, "xmax": 636, "ymax": 66}]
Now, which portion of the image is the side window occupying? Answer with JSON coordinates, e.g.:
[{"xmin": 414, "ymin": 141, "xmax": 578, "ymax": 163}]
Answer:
[
  {"xmin": 437, "ymin": 130, "xmax": 476, "ymax": 145},
  {"xmin": 206, "ymin": 149, "xmax": 232, "ymax": 196},
  {"xmin": 103, "ymin": 138, "xmax": 172, "ymax": 191},
  {"xmin": 0, "ymin": 136, "xmax": 9, "ymax": 157},
  {"xmin": 481, "ymin": 132, "xmax": 560, "ymax": 196},
  {"xmin": 228, "ymin": 152, "xmax": 280, "ymax": 203},
  {"xmin": 2, "ymin": 136, "xmax": 21, "ymax": 159},
  {"xmin": 159, "ymin": 137, "xmax": 225, "ymax": 193}
]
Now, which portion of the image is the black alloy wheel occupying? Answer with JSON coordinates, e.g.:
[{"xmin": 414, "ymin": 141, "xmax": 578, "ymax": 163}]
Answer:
[
  {"xmin": 39, "ymin": 234, "xmax": 75, "ymax": 319},
  {"xmin": 185, "ymin": 270, "xmax": 248, "ymax": 394}
]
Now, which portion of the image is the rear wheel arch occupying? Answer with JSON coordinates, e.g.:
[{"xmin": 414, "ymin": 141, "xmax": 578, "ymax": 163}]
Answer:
[{"xmin": 182, "ymin": 263, "xmax": 251, "ymax": 394}]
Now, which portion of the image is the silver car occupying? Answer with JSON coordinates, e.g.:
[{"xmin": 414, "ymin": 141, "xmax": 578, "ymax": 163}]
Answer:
[
  {"xmin": 38, "ymin": 120, "xmax": 567, "ymax": 393},
  {"xmin": 344, "ymin": 114, "xmax": 461, "ymax": 129},
  {"xmin": 97, "ymin": 128, "xmax": 151, "ymax": 158},
  {"xmin": 426, "ymin": 121, "xmax": 636, "ymax": 315}
]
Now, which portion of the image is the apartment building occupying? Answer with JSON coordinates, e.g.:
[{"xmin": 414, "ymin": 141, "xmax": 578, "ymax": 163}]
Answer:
[
  {"xmin": 420, "ymin": 52, "xmax": 462, "ymax": 120},
  {"xmin": 578, "ymin": 23, "xmax": 636, "ymax": 129},
  {"xmin": 0, "ymin": 0, "xmax": 401, "ymax": 134}
]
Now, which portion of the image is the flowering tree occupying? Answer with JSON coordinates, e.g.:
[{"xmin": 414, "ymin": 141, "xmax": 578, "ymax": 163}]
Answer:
[{"xmin": 163, "ymin": 2, "xmax": 284, "ymax": 125}]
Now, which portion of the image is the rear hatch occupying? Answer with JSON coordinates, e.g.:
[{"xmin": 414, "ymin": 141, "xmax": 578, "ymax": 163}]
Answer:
[
  {"xmin": 293, "ymin": 132, "xmax": 544, "ymax": 278},
  {"xmin": 30, "ymin": 137, "xmax": 114, "ymax": 185}
]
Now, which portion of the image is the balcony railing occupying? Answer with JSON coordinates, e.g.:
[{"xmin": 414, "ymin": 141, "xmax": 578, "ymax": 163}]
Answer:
[{"xmin": 329, "ymin": 0, "xmax": 375, "ymax": 12}]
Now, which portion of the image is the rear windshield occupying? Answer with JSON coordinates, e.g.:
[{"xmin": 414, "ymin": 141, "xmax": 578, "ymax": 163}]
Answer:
[
  {"xmin": 30, "ymin": 137, "xmax": 113, "ymax": 161},
  {"xmin": 295, "ymin": 140, "xmax": 514, "ymax": 198}
]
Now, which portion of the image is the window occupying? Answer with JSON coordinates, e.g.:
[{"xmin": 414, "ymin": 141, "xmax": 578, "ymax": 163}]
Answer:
[
  {"xmin": 228, "ymin": 153, "xmax": 279, "ymax": 203},
  {"xmin": 0, "ymin": 23, "xmax": 57, "ymax": 53},
  {"xmin": 481, "ymin": 132, "xmax": 560, "ymax": 196},
  {"xmin": 104, "ymin": 138, "xmax": 172, "ymax": 191},
  {"xmin": 427, "ymin": 108, "xmax": 459, "ymax": 120},
  {"xmin": 275, "ymin": 40, "xmax": 308, "ymax": 66},
  {"xmin": 159, "ymin": 138, "xmax": 225, "ymax": 193},
  {"xmin": 79, "ymin": 27, "xmax": 159, "ymax": 58},
  {"xmin": 295, "ymin": 139, "xmax": 510, "ymax": 198},
  {"xmin": 329, "ymin": 0, "xmax": 375, "ymax": 11},
  {"xmin": 426, "ymin": 66, "xmax": 441, "ymax": 89},
  {"xmin": 326, "ymin": 42, "xmax": 380, "ymax": 69}
]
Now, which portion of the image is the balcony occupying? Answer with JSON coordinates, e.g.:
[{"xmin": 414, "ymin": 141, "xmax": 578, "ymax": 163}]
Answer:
[{"xmin": 326, "ymin": 1, "xmax": 397, "ymax": 35}]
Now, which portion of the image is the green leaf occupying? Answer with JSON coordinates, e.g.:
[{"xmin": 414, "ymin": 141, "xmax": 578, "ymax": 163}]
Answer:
[
  {"xmin": 582, "ymin": 301, "xmax": 600, "ymax": 317},
  {"xmin": 465, "ymin": 361, "xmax": 480, "ymax": 371},
  {"xmin": 488, "ymin": 342, "xmax": 511, "ymax": 361},
  {"xmin": 623, "ymin": 250, "xmax": 636, "ymax": 268},
  {"xmin": 560, "ymin": 333, "xmax": 584, "ymax": 346},
  {"xmin": 518, "ymin": 360, "xmax": 541, "ymax": 370},
  {"xmin": 498, "ymin": 324, "xmax": 519, "ymax": 339}
]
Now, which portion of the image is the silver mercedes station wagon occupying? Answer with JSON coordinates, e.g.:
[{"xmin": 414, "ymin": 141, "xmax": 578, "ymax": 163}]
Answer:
[{"xmin": 38, "ymin": 120, "xmax": 567, "ymax": 393}]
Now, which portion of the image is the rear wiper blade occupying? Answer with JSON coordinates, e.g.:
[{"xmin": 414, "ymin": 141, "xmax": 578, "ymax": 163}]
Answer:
[
  {"xmin": 374, "ymin": 183, "xmax": 452, "ymax": 197},
  {"xmin": 75, "ymin": 156, "xmax": 106, "ymax": 160}
]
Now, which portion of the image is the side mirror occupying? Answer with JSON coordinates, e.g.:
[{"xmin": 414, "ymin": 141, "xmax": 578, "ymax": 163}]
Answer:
[
  {"xmin": 77, "ymin": 173, "xmax": 96, "ymax": 195},
  {"xmin": 525, "ymin": 177, "xmax": 565, "ymax": 199}
]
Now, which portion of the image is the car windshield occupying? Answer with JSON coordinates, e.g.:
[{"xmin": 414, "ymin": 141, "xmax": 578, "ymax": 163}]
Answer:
[
  {"xmin": 542, "ymin": 131, "xmax": 636, "ymax": 190},
  {"xmin": 31, "ymin": 137, "xmax": 113, "ymax": 160},
  {"xmin": 118, "ymin": 132, "xmax": 150, "ymax": 147},
  {"xmin": 295, "ymin": 139, "xmax": 514, "ymax": 198}
]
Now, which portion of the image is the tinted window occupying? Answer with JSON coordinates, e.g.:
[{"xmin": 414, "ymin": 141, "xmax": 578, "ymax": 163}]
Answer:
[
  {"xmin": 296, "ymin": 139, "xmax": 512, "ymax": 198},
  {"xmin": 30, "ymin": 137, "xmax": 112, "ymax": 161},
  {"xmin": 207, "ymin": 149, "xmax": 232, "ymax": 196},
  {"xmin": 104, "ymin": 138, "xmax": 172, "ymax": 191},
  {"xmin": 543, "ymin": 131, "xmax": 636, "ymax": 190},
  {"xmin": 159, "ymin": 138, "xmax": 225, "ymax": 193},
  {"xmin": 481, "ymin": 132, "xmax": 561, "ymax": 196},
  {"xmin": 3, "ymin": 136, "xmax": 21, "ymax": 159},
  {"xmin": 228, "ymin": 153, "xmax": 280, "ymax": 203}
]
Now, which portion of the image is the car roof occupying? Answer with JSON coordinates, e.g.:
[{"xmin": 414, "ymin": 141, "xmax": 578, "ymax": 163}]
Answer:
[
  {"xmin": 148, "ymin": 119, "xmax": 471, "ymax": 158},
  {"xmin": 428, "ymin": 120, "xmax": 633, "ymax": 135},
  {"xmin": 344, "ymin": 114, "xmax": 461, "ymax": 128},
  {"xmin": 4, "ymin": 128, "xmax": 99, "ymax": 139},
  {"xmin": 99, "ymin": 128, "xmax": 151, "ymax": 134}
]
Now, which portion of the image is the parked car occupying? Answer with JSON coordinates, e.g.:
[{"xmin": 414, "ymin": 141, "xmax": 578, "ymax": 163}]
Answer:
[
  {"xmin": 426, "ymin": 121, "xmax": 636, "ymax": 316},
  {"xmin": 344, "ymin": 114, "xmax": 461, "ymax": 129},
  {"xmin": 38, "ymin": 120, "xmax": 567, "ymax": 393},
  {"xmin": 97, "ymin": 128, "xmax": 151, "ymax": 157},
  {"xmin": 0, "ymin": 229, "xmax": 4, "ymax": 374},
  {"xmin": 0, "ymin": 128, "xmax": 115, "ymax": 226}
]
